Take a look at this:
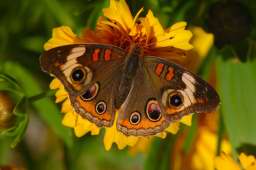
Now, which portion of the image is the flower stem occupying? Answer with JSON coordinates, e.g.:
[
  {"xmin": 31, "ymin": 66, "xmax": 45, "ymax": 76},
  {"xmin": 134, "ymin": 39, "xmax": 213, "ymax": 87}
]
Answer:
[
  {"xmin": 216, "ymin": 110, "xmax": 224, "ymax": 156},
  {"xmin": 28, "ymin": 90, "xmax": 55, "ymax": 102}
]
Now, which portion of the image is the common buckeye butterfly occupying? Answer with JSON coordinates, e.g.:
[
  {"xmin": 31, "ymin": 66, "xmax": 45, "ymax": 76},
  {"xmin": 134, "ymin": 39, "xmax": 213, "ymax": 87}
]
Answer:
[{"xmin": 40, "ymin": 43, "xmax": 219, "ymax": 136}]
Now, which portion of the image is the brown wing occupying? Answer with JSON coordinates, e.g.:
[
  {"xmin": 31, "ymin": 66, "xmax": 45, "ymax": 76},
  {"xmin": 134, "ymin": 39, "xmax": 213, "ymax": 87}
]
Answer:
[
  {"xmin": 116, "ymin": 56, "xmax": 220, "ymax": 136},
  {"xmin": 40, "ymin": 44, "xmax": 126, "ymax": 127}
]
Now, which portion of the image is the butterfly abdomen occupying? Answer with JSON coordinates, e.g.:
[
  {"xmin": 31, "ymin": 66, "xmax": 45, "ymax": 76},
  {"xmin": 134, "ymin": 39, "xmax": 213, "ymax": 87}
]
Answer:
[{"xmin": 114, "ymin": 45, "xmax": 141, "ymax": 108}]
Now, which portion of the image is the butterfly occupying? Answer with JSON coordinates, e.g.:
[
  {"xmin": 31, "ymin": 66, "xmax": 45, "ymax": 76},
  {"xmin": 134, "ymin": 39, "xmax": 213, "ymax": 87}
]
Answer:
[{"xmin": 40, "ymin": 43, "xmax": 220, "ymax": 136}]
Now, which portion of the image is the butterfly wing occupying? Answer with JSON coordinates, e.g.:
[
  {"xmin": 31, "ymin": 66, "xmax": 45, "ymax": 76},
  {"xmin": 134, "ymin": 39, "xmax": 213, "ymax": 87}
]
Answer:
[
  {"xmin": 40, "ymin": 44, "xmax": 126, "ymax": 127},
  {"xmin": 117, "ymin": 56, "xmax": 220, "ymax": 136}
]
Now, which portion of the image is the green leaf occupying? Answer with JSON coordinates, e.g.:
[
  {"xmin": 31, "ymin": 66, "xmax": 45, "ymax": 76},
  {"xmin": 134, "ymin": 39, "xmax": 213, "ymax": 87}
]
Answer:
[
  {"xmin": 182, "ymin": 116, "xmax": 197, "ymax": 153},
  {"xmin": 0, "ymin": 74, "xmax": 23, "ymax": 95},
  {"xmin": 85, "ymin": 0, "xmax": 108, "ymax": 28},
  {"xmin": 21, "ymin": 36, "xmax": 44, "ymax": 52},
  {"xmin": 10, "ymin": 97, "xmax": 29, "ymax": 148},
  {"xmin": 0, "ymin": 137, "xmax": 11, "ymax": 164},
  {"xmin": 2, "ymin": 61, "xmax": 73, "ymax": 147},
  {"xmin": 44, "ymin": 0, "xmax": 75, "ymax": 27},
  {"xmin": 144, "ymin": 136, "xmax": 175, "ymax": 170},
  {"xmin": 216, "ymin": 59, "xmax": 256, "ymax": 149}
]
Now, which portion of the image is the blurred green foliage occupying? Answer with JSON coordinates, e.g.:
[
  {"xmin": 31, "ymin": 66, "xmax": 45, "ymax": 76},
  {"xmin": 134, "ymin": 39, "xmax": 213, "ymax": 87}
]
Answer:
[{"xmin": 0, "ymin": 0, "xmax": 256, "ymax": 170}]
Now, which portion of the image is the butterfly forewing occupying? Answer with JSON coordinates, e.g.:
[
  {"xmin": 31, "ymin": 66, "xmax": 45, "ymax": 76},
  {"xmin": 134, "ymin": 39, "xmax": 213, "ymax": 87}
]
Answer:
[
  {"xmin": 40, "ymin": 44, "xmax": 126, "ymax": 127},
  {"xmin": 143, "ymin": 56, "xmax": 220, "ymax": 121}
]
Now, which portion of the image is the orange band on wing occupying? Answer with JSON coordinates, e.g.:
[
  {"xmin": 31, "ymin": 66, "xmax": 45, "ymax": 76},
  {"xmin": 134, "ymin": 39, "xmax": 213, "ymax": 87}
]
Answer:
[
  {"xmin": 119, "ymin": 117, "xmax": 165, "ymax": 129},
  {"xmin": 77, "ymin": 97, "xmax": 112, "ymax": 121},
  {"xmin": 166, "ymin": 108, "xmax": 183, "ymax": 115},
  {"xmin": 165, "ymin": 67, "xmax": 174, "ymax": 81},
  {"xmin": 92, "ymin": 48, "xmax": 100, "ymax": 62},
  {"xmin": 104, "ymin": 49, "xmax": 112, "ymax": 61},
  {"xmin": 155, "ymin": 63, "xmax": 164, "ymax": 76}
]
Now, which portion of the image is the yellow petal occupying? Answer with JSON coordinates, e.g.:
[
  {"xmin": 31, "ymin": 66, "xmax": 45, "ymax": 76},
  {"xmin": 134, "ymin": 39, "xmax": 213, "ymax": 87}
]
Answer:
[
  {"xmin": 190, "ymin": 27, "xmax": 214, "ymax": 58},
  {"xmin": 156, "ymin": 132, "xmax": 167, "ymax": 139},
  {"xmin": 200, "ymin": 129, "xmax": 217, "ymax": 153},
  {"xmin": 215, "ymin": 153, "xmax": 241, "ymax": 170},
  {"xmin": 247, "ymin": 164, "xmax": 256, "ymax": 170},
  {"xmin": 145, "ymin": 10, "xmax": 164, "ymax": 37},
  {"xmin": 44, "ymin": 26, "xmax": 78, "ymax": 50},
  {"xmin": 74, "ymin": 115, "xmax": 100, "ymax": 137},
  {"xmin": 129, "ymin": 137, "xmax": 151, "ymax": 155},
  {"xmin": 103, "ymin": 112, "xmax": 138, "ymax": 151},
  {"xmin": 187, "ymin": 127, "xmax": 232, "ymax": 170},
  {"xmin": 49, "ymin": 78, "xmax": 62, "ymax": 90},
  {"xmin": 170, "ymin": 21, "xmax": 187, "ymax": 30},
  {"xmin": 239, "ymin": 153, "xmax": 256, "ymax": 169},
  {"xmin": 221, "ymin": 139, "xmax": 232, "ymax": 155},
  {"xmin": 195, "ymin": 135, "xmax": 215, "ymax": 170},
  {"xmin": 62, "ymin": 111, "xmax": 77, "ymax": 128},
  {"xmin": 103, "ymin": 125, "xmax": 116, "ymax": 151},
  {"xmin": 180, "ymin": 114, "xmax": 193, "ymax": 126},
  {"xmin": 149, "ymin": 20, "xmax": 193, "ymax": 50},
  {"xmin": 165, "ymin": 122, "xmax": 180, "ymax": 134},
  {"xmin": 103, "ymin": 0, "xmax": 134, "ymax": 31},
  {"xmin": 61, "ymin": 99, "xmax": 73, "ymax": 113},
  {"xmin": 157, "ymin": 29, "xmax": 193, "ymax": 50},
  {"xmin": 55, "ymin": 86, "xmax": 68, "ymax": 103}
]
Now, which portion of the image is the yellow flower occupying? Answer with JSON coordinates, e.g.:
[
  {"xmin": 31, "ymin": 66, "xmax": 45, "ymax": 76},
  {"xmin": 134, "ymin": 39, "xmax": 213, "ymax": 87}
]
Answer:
[
  {"xmin": 190, "ymin": 27, "xmax": 214, "ymax": 58},
  {"xmin": 44, "ymin": 0, "xmax": 194, "ymax": 150},
  {"xmin": 171, "ymin": 47, "xmax": 232, "ymax": 170},
  {"xmin": 184, "ymin": 26, "xmax": 214, "ymax": 71},
  {"xmin": 215, "ymin": 153, "xmax": 256, "ymax": 170},
  {"xmin": 171, "ymin": 114, "xmax": 232, "ymax": 170},
  {"xmin": 170, "ymin": 77, "xmax": 230, "ymax": 170}
]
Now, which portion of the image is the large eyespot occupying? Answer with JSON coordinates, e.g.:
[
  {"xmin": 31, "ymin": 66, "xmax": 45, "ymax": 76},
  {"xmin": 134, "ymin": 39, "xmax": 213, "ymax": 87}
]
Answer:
[
  {"xmin": 162, "ymin": 89, "xmax": 184, "ymax": 108},
  {"xmin": 146, "ymin": 99, "xmax": 162, "ymax": 121},
  {"xmin": 129, "ymin": 112, "xmax": 141, "ymax": 125},
  {"xmin": 70, "ymin": 66, "xmax": 92, "ymax": 84},
  {"xmin": 71, "ymin": 67, "xmax": 86, "ymax": 83},
  {"xmin": 80, "ymin": 83, "xmax": 99, "ymax": 101},
  {"xmin": 168, "ymin": 92, "xmax": 184, "ymax": 108},
  {"xmin": 95, "ymin": 101, "xmax": 107, "ymax": 115}
]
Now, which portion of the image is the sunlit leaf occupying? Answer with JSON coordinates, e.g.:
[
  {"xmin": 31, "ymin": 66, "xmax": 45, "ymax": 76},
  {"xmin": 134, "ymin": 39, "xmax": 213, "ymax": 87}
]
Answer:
[{"xmin": 217, "ymin": 58, "xmax": 256, "ymax": 149}]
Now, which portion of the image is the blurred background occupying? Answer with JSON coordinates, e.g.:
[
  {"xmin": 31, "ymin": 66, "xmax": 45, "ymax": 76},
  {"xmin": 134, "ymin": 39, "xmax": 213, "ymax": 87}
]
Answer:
[{"xmin": 0, "ymin": 0, "xmax": 256, "ymax": 170}]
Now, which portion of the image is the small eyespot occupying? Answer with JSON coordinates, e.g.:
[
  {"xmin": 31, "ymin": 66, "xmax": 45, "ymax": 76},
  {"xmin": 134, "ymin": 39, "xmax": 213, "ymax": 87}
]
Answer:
[
  {"xmin": 146, "ymin": 99, "xmax": 162, "ymax": 121},
  {"xmin": 168, "ymin": 92, "xmax": 183, "ymax": 108},
  {"xmin": 71, "ymin": 67, "xmax": 86, "ymax": 83},
  {"xmin": 95, "ymin": 101, "xmax": 107, "ymax": 115},
  {"xmin": 80, "ymin": 83, "xmax": 99, "ymax": 101},
  {"xmin": 129, "ymin": 112, "xmax": 141, "ymax": 125}
]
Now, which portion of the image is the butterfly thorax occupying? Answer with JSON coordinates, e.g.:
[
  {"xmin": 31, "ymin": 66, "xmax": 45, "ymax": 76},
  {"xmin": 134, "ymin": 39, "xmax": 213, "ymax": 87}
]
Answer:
[{"xmin": 114, "ymin": 45, "xmax": 142, "ymax": 109}]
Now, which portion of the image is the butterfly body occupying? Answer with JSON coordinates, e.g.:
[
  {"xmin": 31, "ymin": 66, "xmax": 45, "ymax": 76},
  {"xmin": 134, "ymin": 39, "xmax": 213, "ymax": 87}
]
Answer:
[
  {"xmin": 115, "ymin": 44, "xmax": 141, "ymax": 109},
  {"xmin": 40, "ymin": 43, "xmax": 220, "ymax": 136}
]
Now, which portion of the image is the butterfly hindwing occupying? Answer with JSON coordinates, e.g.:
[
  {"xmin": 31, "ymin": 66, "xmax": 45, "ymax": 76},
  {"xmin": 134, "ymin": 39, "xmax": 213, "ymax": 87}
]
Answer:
[
  {"xmin": 40, "ymin": 44, "xmax": 125, "ymax": 127},
  {"xmin": 117, "ymin": 66, "xmax": 169, "ymax": 136}
]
